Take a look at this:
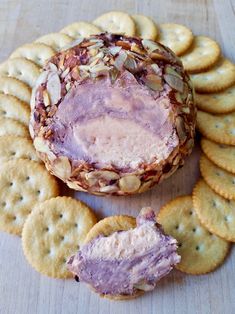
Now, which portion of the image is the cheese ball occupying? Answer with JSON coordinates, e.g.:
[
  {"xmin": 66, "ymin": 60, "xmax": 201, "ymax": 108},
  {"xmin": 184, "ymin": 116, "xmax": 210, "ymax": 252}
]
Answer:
[{"xmin": 30, "ymin": 33, "xmax": 196, "ymax": 196}]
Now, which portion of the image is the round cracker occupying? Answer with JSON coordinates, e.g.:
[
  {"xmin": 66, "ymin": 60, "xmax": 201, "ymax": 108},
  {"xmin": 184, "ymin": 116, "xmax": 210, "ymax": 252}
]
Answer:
[
  {"xmin": 0, "ymin": 136, "xmax": 40, "ymax": 163},
  {"xmin": 201, "ymin": 138, "xmax": 235, "ymax": 174},
  {"xmin": 0, "ymin": 93, "xmax": 30, "ymax": 125},
  {"xmin": 195, "ymin": 85, "xmax": 235, "ymax": 114},
  {"xmin": 158, "ymin": 196, "xmax": 230, "ymax": 274},
  {"xmin": 200, "ymin": 154, "xmax": 235, "ymax": 200},
  {"xmin": 60, "ymin": 22, "xmax": 101, "ymax": 39},
  {"xmin": 197, "ymin": 110, "xmax": 235, "ymax": 145},
  {"xmin": 35, "ymin": 33, "xmax": 74, "ymax": 51},
  {"xmin": 10, "ymin": 43, "xmax": 56, "ymax": 67},
  {"xmin": 0, "ymin": 159, "xmax": 59, "ymax": 235},
  {"xmin": 180, "ymin": 36, "xmax": 220, "ymax": 73},
  {"xmin": 84, "ymin": 215, "xmax": 144, "ymax": 300},
  {"xmin": 93, "ymin": 11, "xmax": 135, "ymax": 36},
  {"xmin": 22, "ymin": 196, "xmax": 97, "ymax": 278},
  {"xmin": 0, "ymin": 76, "xmax": 31, "ymax": 103},
  {"xmin": 190, "ymin": 58, "xmax": 235, "ymax": 93},
  {"xmin": 84, "ymin": 215, "xmax": 136, "ymax": 244},
  {"xmin": 193, "ymin": 179, "xmax": 235, "ymax": 242},
  {"xmin": 0, "ymin": 58, "xmax": 40, "ymax": 88},
  {"xmin": 158, "ymin": 23, "xmax": 193, "ymax": 56},
  {"xmin": 132, "ymin": 14, "xmax": 158, "ymax": 40},
  {"xmin": 0, "ymin": 117, "xmax": 29, "ymax": 137}
]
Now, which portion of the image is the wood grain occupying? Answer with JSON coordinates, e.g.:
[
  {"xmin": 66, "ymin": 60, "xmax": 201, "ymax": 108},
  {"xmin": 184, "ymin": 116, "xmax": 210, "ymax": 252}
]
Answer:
[{"xmin": 0, "ymin": 0, "xmax": 235, "ymax": 313}]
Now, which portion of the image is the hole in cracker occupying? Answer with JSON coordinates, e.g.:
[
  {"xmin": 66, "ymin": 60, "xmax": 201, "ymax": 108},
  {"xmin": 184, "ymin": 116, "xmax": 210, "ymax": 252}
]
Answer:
[
  {"xmin": 189, "ymin": 210, "xmax": 193, "ymax": 215},
  {"xmin": 192, "ymin": 228, "xmax": 196, "ymax": 232},
  {"xmin": 9, "ymin": 182, "xmax": 13, "ymax": 187},
  {"xmin": 26, "ymin": 176, "xmax": 30, "ymax": 181},
  {"xmin": 19, "ymin": 196, "xmax": 23, "ymax": 201},
  {"xmin": 74, "ymin": 223, "xmax": 78, "ymax": 227},
  {"xmin": 10, "ymin": 151, "xmax": 16, "ymax": 156},
  {"xmin": 175, "ymin": 225, "xmax": 179, "ymax": 230},
  {"xmin": 195, "ymin": 245, "xmax": 200, "ymax": 251},
  {"xmin": 45, "ymin": 227, "xmax": 49, "ymax": 232},
  {"xmin": 1, "ymin": 201, "xmax": 6, "ymax": 207},
  {"xmin": 37, "ymin": 190, "xmax": 41, "ymax": 195},
  {"xmin": 178, "ymin": 243, "xmax": 182, "ymax": 247},
  {"xmin": 59, "ymin": 214, "xmax": 63, "ymax": 218},
  {"xmin": 60, "ymin": 235, "xmax": 65, "ymax": 241},
  {"xmin": 13, "ymin": 216, "xmax": 16, "ymax": 220}
]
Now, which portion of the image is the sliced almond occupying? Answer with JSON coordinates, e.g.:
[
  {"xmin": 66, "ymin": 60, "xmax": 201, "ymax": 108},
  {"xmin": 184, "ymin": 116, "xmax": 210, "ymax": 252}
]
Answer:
[
  {"xmin": 175, "ymin": 116, "xmax": 187, "ymax": 142},
  {"xmin": 109, "ymin": 67, "xmax": 119, "ymax": 84},
  {"xmin": 142, "ymin": 39, "xmax": 162, "ymax": 53},
  {"xmin": 114, "ymin": 50, "xmax": 127, "ymax": 70},
  {"xmin": 52, "ymin": 156, "xmax": 71, "ymax": 180},
  {"xmin": 124, "ymin": 56, "xmax": 137, "ymax": 72},
  {"xmin": 165, "ymin": 65, "xmax": 182, "ymax": 79},
  {"xmin": 47, "ymin": 72, "xmax": 61, "ymax": 105},
  {"xmin": 99, "ymin": 185, "xmax": 119, "ymax": 193},
  {"xmin": 109, "ymin": 46, "xmax": 122, "ymax": 56},
  {"xmin": 164, "ymin": 74, "xmax": 184, "ymax": 92},
  {"xmin": 90, "ymin": 64, "xmax": 110, "ymax": 77},
  {"xmin": 119, "ymin": 175, "xmax": 141, "ymax": 193},
  {"xmin": 144, "ymin": 74, "xmax": 163, "ymax": 91},
  {"xmin": 138, "ymin": 180, "xmax": 152, "ymax": 193},
  {"xmin": 43, "ymin": 90, "xmax": 50, "ymax": 107},
  {"xmin": 67, "ymin": 181, "xmax": 87, "ymax": 192},
  {"xmin": 33, "ymin": 137, "xmax": 56, "ymax": 160},
  {"xmin": 150, "ymin": 52, "xmax": 168, "ymax": 61}
]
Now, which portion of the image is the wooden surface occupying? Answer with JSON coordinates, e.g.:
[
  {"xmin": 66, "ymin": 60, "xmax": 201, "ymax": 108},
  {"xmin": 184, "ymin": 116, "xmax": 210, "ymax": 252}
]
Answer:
[{"xmin": 0, "ymin": 0, "xmax": 235, "ymax": 313}]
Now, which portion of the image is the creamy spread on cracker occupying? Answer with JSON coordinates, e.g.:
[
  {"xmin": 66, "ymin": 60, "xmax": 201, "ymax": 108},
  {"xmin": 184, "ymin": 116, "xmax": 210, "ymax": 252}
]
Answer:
[{"xmin": 67, "ymin": 207, "xmax": 180, "ymax": 296}]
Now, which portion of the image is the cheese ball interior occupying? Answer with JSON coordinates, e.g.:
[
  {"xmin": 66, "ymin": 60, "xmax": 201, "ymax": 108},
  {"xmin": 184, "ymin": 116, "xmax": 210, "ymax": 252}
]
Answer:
[{"xmin": 30, "ymin": 33, "xmax": 196, "ymax": 195}]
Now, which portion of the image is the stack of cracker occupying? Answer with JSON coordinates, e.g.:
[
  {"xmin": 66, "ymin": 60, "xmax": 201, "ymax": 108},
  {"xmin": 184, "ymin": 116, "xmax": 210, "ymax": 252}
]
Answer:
[
  {"xmin": 0, "ymin": 30, "xmax": 98, "ymax": 278},
  {"xmin": 159, "ymin": 30, "xmax": 235, "ymax": 274}
]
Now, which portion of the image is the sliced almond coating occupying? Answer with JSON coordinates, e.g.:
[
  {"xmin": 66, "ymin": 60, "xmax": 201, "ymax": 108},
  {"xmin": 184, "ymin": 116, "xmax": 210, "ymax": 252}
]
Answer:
[
  {"xmin": 60, "ymin": 22, "xmax": 101, "ymax": 38},
  {"xmin": 35, "ymin": 33, "xmax": 73, "ymax": 51},
  {"xmin": 201, "ymin": 138, "xmax": 235, "ymax": 174},
  {"xmin": 0, "ymin": 93, "xmax": 30, "ymax": 125},
  {"xmin": 93, "ymin": 11, "xmax": 135, "ymax": 36},
  {"xmin": 132, "ymin": 14, "xmax": 158, "ymax": 40},
  {"xmin": 190, "ymin": 58, "xmax": 235, "ymax": 93},
  {"xmin": 193, "ymin": 179, "xmax": 235, "ymax": 242},
  {"xmin": 197, "ymin": 111, "xmax": 235, "ymax": 145},
  {"xmin": 159, "ymin": 23, "xmax": 193, "ymax": 56},
  {"xmin": 200, "ymin": 154, "xmax": 235, "ymax": 200},
  {"xmin": 180, "ymin": 36, "xmax": 221, "ymax": 73},
  {"xmin": 10, "ymin": 43, "xmax": 56, "ymax": 67},
  {"xmin": 0, "ymin": 58, "xmax": 40, "ymax": 88},
  {"xmin": 158, "ymin": 195, "xmax": 230, "ymax": 274},
  {"xmin": 0, "ymin": 77, "xmax": 31, "ymax": 103}
]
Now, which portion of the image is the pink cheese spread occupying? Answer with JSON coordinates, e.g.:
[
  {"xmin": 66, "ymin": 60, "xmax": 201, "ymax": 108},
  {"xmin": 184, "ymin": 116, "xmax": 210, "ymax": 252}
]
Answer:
[
  {"xmin": 67, "ymin": 208, "xmax": 180, "ymax": 296},
  {"xmin": 50, "ymin": 70, "xmax": 178, "ymax": 169}
]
